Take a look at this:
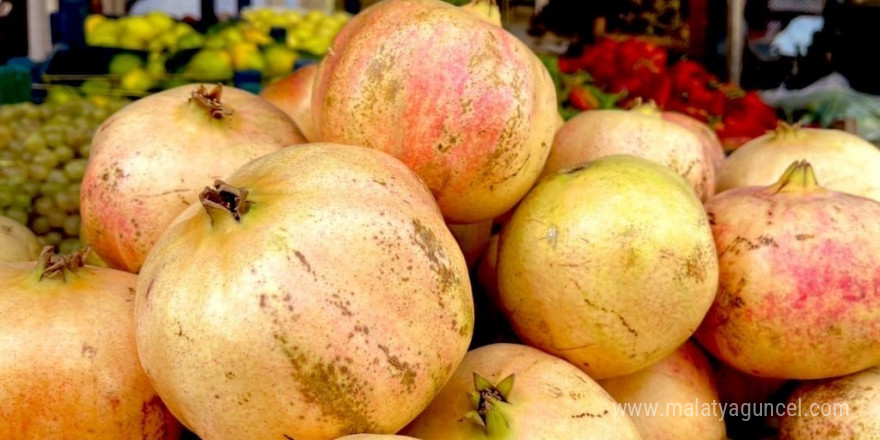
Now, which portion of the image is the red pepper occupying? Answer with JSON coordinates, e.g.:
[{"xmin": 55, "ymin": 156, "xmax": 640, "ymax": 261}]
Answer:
[{"xmin": 569, "ymin": 85, "xmax": 598, "ymax": 111}]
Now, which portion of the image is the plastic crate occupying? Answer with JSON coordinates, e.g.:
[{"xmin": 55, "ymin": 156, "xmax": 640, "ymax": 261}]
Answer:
[{"xmin": 0, "ymin": 64, "xmax": 33, "ymax": 105}]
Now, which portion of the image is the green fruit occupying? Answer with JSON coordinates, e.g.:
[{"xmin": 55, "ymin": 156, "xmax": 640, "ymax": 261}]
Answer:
[
  {"xmin": 109, "ymin": 53, "xmax": 144, "ymax": 76},
  {"xmin": 262, "ymin": 44, "xmax": 297, "ymax": 78},
  {"xmin": 120, "ymin": 68, "xmax": 156, "ymax": 93},
  {"xmin": 176, "ymin": 32, "xmax": 205, "ymax": 51},
  {"xmin": 185, "ymin": 49, "xmax": 234, "ymax": 80}
]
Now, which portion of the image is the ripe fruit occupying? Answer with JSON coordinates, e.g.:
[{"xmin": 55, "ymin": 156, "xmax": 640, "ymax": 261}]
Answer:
[
  {"xmin": 543, "ymin": 103, "xmax": 715, "ymax": 201},
  {"xmin": 0, "ymin": 215, "xmax": 41, "ymax": 263},
  {"xmin": 497, "ymin": 155, "xmax": 718, "ymax": 379},
  {"xmin": 599, "ymin": 341, "xmax": 727, "ymax": 440},
  {"xmin": 716, "ymin": 125, "xmax": 880, "ymax": 202},
  {"xmin": 260, "ymin": 64, "xmax": 320, "ymax": 141},
  {"xmin": 313, "ymin": 0, "xmax": 558, "ymax": 223},
  {"xmin": 80, "ymin": 84, "xmax": 304, "ymax": 273},
  {"xmin": 402, "ymin": 343, "xmax": 642, "ymax": 439},
  {"xmin": 779, "ymin": 367, "xmax": 880, "ymax": 439},
  {"xmin": 696, "ymin": 160, "xmax": 880, "ymax": 379},
  {"xmin": 135, "ymin": 144, "xmax": 474, "ymax": 440},
  {"xmin": 0, "ymin": 247, "xmax": 181, "ymax": 439}
]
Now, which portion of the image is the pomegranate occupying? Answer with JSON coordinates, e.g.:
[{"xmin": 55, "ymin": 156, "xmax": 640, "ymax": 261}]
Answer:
[
  {"xmin": 696, "ymin": 160, "xmax": 880, "ymax": 379},
  {"xmin": 599, "ymin": 340, "xmax": 727, "ymax": 440},
  {"xmin": 497, "ymin": 155, "xmax": 718, "ymax": 379},
  {"xmin": 135, "ymin": 144, "xmax": 473, "ymax": 440},
  {"xmin": 0, "ymin": 215, "xmax": 41, "ymax": 263},
  {"xmin": 80, "ymin": 84, "xmax": 305, "ymax": 273},
  {"xmin": 542, "ymin": 102, "xmax": 715, "ymax": 201},
  {"xmin": 662, "ymin": 110, "xmax": 726, "ymax": 173},
  {"xmin": 448, "ymin": 220, "xmax": 493, "ymax": 269},
  {"xmin": 259, "ymin": 64, "xmax": 320, "ymax": 141},
  {"xmin": 312, "ymin": 0, "xmax": 558, "ymax": 223},
  {"xmin": 779, "ymin": 367, "xmax": 880, "ymax": 439},
  {"xmin": 716, "ymin": 124, "xmax": 880, "ymax": 202},
  {"xmin": 401, "ymin": 343, "xmax": 642, "ymax": 439},
  {"xmin": 0, "ymin": 247, "xmax": 181, "ymax": 439}
]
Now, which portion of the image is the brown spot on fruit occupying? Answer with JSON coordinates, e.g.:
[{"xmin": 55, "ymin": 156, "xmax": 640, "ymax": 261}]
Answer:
[{"xmin": 377, "ymin": 344, "xmax": 417, "ymax": 392}]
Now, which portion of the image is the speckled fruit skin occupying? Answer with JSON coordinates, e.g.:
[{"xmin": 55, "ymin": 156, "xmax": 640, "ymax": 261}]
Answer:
[
  {"xmin": 497, "ymin": 155, "xmax": 718, "ymax": 379},
  {"xmin": 661, "ymin": 110, "xmax": 725, "ymax": 173},
  {"xmin": 0, "ymin": 215, "xmax": 41, "ymax": 263},
  {"xmin": 599, "ymin": 340, "xmax": 727, "ymax": 440},
  {"xmin": 259, "ymin": 64, "xmax": 319, "ymax": 141},
  {"xmin": 312, "ymin": 0, "xmax": 557, "ymax": 224},
  {"xmin": 135, "ymin": 144, "xmax": 474, "ymax": 440},
  {"xmin": 402, "ymin": 343, "xmax": 643, "ymax": 439},
  {"xmin": 542, "ymin": 106, "xmax": 715, "ymax": 201},
  {"xmin": 716, "ymin": 126, "xmax": 880, "ymax": 202},
  {"xmin": 695, "ymin": 165, "xmax": 880, "ymax": 379},
  {"xmin": 0, "ymin": 261, "xmax": 181, "ymax": 439},
  {"xmin": 80, "ymin": 84, "xmax": 305, "ymax": 274},
  {"xmin": 779, "ymin": 367, "xmax": 880, "ymax": 440}
]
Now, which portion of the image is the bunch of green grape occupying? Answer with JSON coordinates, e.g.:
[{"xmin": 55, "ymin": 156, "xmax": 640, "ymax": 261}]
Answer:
[{"xmin": 0, "ymin": 96, "xmax": 129, "ymax": 254}]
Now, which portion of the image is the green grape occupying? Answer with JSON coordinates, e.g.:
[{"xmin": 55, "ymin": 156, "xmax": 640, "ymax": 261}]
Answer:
[
  {"xmin": 55, "ymin": 145, "xmax": 75, "ymax": 163},
  {"xmin": 21, "ymin": 181, "xmax": 40, "ymax": 197},
  {"xmin": 7, "ymin": 139, "xmax": 25, "ymax": 154},
  {"xmin": 11, "ymin": 193, "xmax": 32, "ymax": 209},
  {"xmin": 63, "ymin": 159, "xmax": 88, "ymax": 181},
  {"xmin": 33, "ymin": 151, "xmax": 60, "ymax": 170},
  {"xmin": 59, "ymin": 238, "xmax": 81, "ymax": 255},
  {"xmin": 43, "ymin": 231, "xmax": 63, "ymax": 246},
  {"xmin": 3, "ymin": 164, "xmax": 28, "ymax": 186},
  {"xmin": 29, "ymin": 163, "xmax": 52, "ymax": 181},
  {"xmin": 0, "ymin": 192, "xmax": 11, "ymax": 208},
  {"xmin": 63, "ymin": 215, "xmax": 80, "ymax": 237},
  {"xmin": 24, "ymin": 132, "xmax": 48, "ymax": 153},
  {"xmin": 43, "ymin": 129, "xmax": 65, "ymax": 149},
  {"xmin": 20, "ymin": 103, "xmax": 40, "ymax": 120},
  {"xmin": 47, "ymin": 169, "xmax": 69, "ymax": 184},
  {"xmin": 31, "ymin": 216, "xmax": 51, "ymax": 235},
  {"xmin": 34, "ymin": 196, "xmax": 55, "ymax": 216},
  {"xmin": 40, "ymin": 181, "xmax": 65, "ymax": 197},
  {"xmin": 77, "ymin": 143, "xmax": 91, "ymax": 158},
  {"xmin": 4, "ymin": 207, "xmax": 28, "ymax": 225},
  {"xmin": 47, "ymin": 210, "xmax": 66, "ymax": 228},
  {"xmin": 55, "ymin": 191, "xmax": 78, "ymax": 212}
]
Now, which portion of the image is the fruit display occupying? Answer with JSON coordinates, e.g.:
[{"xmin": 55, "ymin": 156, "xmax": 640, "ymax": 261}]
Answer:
[
  {"xmin": 80, "ymin": 8, "xmax": 351, "ymax": 90},
  {"xmin": 4, "ymin": 0, "xmax": 880, "ymax": 439},
  {"xmin": 0, "ymin": 93, "xmax": 130, "ymax": 253},
  {"xmin": 0, "ymin": 247, "xmax": 182, "ymax": 438}
]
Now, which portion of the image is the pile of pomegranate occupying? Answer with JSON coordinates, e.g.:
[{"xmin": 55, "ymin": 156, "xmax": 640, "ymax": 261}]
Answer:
[{"xmin": 2, "ymin": 1, "xmax": 880, "ymax": 439}]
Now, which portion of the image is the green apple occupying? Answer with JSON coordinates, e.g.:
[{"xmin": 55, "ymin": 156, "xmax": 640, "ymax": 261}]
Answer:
[
  {"xmin": 262, "ymin": 44, "xmax": 297, "ymax": 78},
  {"xmin": 109, "ymin": 53, "xmax": 144, "ymax": 76},
  {"xmin": 120, "ymin": 68, "xmax": 156, "ymax": 93},
  {"xmin": 185, "ymin": 49, "xmax": 234, "ymax": 80}
]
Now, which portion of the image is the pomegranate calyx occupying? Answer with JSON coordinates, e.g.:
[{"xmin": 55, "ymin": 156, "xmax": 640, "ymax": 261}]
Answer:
[
  {"xmin": 770, "ymin": 160, "xmax": 821, "ymax": 194},
  {"xmin": 771, "ymin": 121, "xmax": 804, "ymax": 140},
  {"xmin": 465, "ymin": 373, "xmax": 514, "ymax": 436},
  {"xmin": 460, "ymin": 0, "xmax": 501, "ymax": 26},
  {"xmin": 34, "ymin": 245, "xmax": 90, "ymax": 282},
  {"xmin": 189, "ymin": 84, "xmax": 234, "ymax": 120},
  {"xmin": 628, "ymin": 98, "xmax": 661, "ymax": 116},
  {"xmin": 199, "ymin": 180, "xmax": 251, "ymax": 225}
]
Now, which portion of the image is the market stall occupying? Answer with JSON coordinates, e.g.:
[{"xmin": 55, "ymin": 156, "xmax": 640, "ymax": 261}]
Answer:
[{"xmin": 2, "ymin": 1, "xmax": 880, "ymax": 440}]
